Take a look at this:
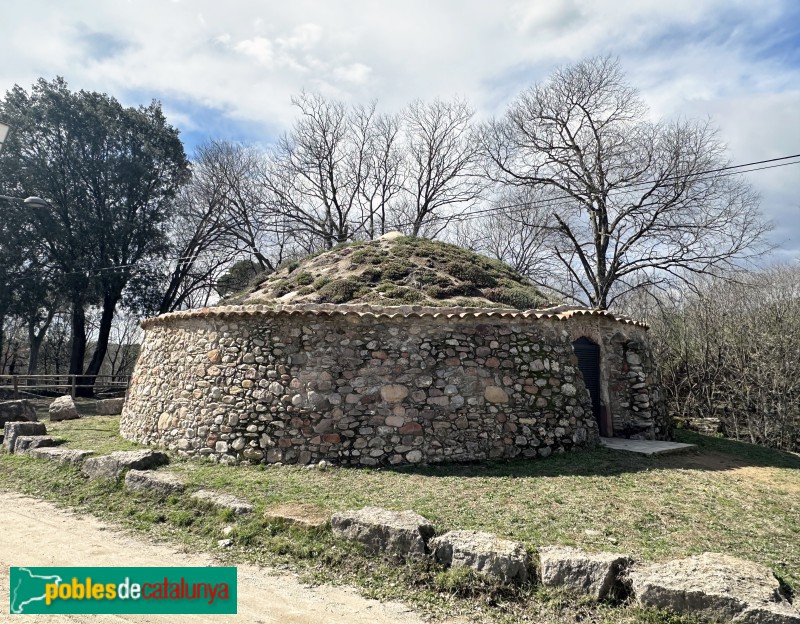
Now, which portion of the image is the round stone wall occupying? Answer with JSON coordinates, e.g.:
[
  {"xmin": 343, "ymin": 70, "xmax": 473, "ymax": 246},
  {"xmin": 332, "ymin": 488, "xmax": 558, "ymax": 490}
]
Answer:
[{"xmin": 120, "ymin": 304, "xmax": 666, "ymax": 466}]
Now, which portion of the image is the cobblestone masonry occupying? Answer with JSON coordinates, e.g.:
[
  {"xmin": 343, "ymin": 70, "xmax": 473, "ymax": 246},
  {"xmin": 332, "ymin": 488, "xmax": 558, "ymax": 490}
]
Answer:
[{"xmin": 120, "ymin": 305, "xmax": 668, "ymax": 466}]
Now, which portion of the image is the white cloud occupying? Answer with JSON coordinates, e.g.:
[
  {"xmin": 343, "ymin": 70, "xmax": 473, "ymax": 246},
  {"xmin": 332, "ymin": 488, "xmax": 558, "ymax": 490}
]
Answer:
[
  {"xmin": 277, "ymin": 23, "xmax": 322, "ymax": 51},
  {"xmin": 333, "ymin": 62, "xmax": 371, "ymax": 85},
  {"xmin": 1, "ymin": 0, "xmax": 798, "ymax": 254},
  {"xmin": 235, "ymin": 36, "xmax": 274, "ymax": 66}
]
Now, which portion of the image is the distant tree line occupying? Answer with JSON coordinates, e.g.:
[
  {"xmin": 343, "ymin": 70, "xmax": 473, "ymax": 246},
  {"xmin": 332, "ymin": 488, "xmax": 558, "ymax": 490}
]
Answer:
[{"xmin": 0, "ymin": 57, "xmax": 774, "ymax": 399}]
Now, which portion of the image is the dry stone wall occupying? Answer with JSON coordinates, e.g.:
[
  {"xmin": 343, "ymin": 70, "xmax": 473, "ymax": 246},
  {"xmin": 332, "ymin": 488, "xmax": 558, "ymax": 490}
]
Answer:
[{"xmin": 120, "ymin": 305, "xmax": 667, "ymax": 466}]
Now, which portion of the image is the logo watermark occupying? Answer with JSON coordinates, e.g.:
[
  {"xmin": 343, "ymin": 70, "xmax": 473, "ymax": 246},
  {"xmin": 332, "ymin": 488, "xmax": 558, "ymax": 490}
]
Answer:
[{"xmin": 9, "ymin": 567, "xmax": 237, "ymax": 614}]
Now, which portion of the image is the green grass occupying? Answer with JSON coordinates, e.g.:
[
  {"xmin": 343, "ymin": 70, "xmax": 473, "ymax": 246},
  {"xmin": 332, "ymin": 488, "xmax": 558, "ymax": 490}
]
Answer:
[
  {"xmin": 48, "ymin": 415, "xmax": 142, "ymax": 454},
  {"xmin": 1, "ymin": 417, "xmax": 797, "ymax": 623}
]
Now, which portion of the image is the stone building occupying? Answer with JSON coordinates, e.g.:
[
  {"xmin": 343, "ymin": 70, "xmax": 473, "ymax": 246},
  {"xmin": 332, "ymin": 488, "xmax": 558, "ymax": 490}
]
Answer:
[
  {"xmin": 121, "ymin": 236, "xmax": 667, "ymax": 465},
  {"xmin": 120, "ymin": 303, "xmax": 668, "ymax": 466}
]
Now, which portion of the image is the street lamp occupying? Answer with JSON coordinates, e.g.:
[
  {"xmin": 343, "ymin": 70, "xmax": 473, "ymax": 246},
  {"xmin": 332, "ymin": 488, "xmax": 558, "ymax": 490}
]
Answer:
[{"xmin": 23, "ymin": 196, "xmax": 50, "ymax": 209}]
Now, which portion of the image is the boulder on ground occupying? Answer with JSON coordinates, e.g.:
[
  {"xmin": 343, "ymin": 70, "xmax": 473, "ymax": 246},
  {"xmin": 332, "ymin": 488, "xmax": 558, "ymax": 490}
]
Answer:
[
  {"xmin": 539, "ymin": 546, "xmax": 630, "ymax": 600},
  {"xmin": 0, "ymin": 400, "xmax": 37, "ymax": 428},
  {"xmin": 190, "ymin": 489, "xmax": 253, "ymax": 515},
  {"xmin": 14, "ymin": 435, "xmax": 56, "ymax": 454},
  {"xmin": 630, "ymin": 552, "xmax": 799, "ymax": 623},
  {"xmin": 124, "ymin": 469, "xmax": 185, "ymax": 496},
  {"xmin": 49, "ymin": 395, "xmax": 79, "ymax": 421},
  {"xmin": 27, "ymin": 447, "xmax": 92, "ymax": 465},
  {"xmin": 431, "ymin": 530, "xmax": 531, "ymax": 584},
  {"xmin": 81, "ymin": 449, "xmax": 169, "ymax": 479},
  {"xmin": 330, "ymin": 506, "xmax": 434, "ymax": 558},
  {"xmin": 95, "ymin": 398, "xmax": 125, "ymax": 415},
  {"xmin": 3, "ymin": 421, "xmax": 47, "ymax": 453}
]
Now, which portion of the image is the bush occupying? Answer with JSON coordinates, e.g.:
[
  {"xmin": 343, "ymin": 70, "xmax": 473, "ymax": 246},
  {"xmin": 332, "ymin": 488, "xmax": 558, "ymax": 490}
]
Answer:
[
  {"xmin": 381, "ymin": 261, "xmax": 413, "ymax": 281},
  {"xmin": 295, "ymin": 272, "xmax": 314, "ymax": 286},
  {"xmin": 485, "ymin": 286, "xmax": 542, "ymax": 310},
  {"xmin": 316, "ymin": 278, "xmax": 368, "ymax": 304},
  {"xmin": 445, "ymin": 262, "xmax": 497, "ymax": 287}
]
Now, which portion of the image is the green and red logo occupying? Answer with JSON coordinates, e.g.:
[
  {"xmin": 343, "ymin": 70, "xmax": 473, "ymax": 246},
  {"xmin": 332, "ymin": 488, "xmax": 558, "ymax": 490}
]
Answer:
[{"xmin": 9, "ymin": 567, "xmax": 237, "ymax": 614}]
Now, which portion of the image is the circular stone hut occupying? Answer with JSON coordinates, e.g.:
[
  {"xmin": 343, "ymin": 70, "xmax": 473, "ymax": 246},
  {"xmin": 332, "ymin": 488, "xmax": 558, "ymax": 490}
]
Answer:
[{"xmin": 120, "ymin": 235, "xmax": 668, "ymax": 466}]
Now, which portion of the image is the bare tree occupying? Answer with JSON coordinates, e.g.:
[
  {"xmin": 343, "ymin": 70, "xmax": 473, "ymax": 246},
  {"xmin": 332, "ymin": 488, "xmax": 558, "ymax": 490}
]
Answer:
[
  {"xmin": 151, "ymin": 182, "xmax": 238, "ymax": 313},
  {"xmin": 399, "ymin": 98, "xmax": 484, "ymax": 237},
  {"xmin": 481, "ymin": 56, "xmax": 771, "ymax": 309},
  {"xmin": 355, "ymin": 110, "xmax": 405, "ymax": 238},
  {"xmin": 263, "ymin": 93, "xmax": 372, "ymax": 248},
  {"xmin": 193, "ymin": 140, "xmax": 281, "ymax": 271}
]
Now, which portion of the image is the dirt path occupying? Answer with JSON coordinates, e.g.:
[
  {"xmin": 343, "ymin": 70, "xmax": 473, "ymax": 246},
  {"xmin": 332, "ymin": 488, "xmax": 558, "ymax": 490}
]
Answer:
[{"xmin": 0, "ymin": 492, "xmax": 426, "ymax": 624}]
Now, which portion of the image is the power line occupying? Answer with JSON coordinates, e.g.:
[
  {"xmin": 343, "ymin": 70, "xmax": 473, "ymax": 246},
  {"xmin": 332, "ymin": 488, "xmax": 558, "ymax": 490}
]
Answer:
[{"xmin": 391, "ymin": 154, "xmax": 800, "ymax": 230}]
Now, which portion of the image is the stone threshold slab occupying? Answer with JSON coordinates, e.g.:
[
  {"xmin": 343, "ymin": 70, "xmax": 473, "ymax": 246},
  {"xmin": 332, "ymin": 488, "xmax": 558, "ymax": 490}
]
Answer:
[{"xmin": 599, "ymin": 437, "xmax": 697, "ymax": 456}]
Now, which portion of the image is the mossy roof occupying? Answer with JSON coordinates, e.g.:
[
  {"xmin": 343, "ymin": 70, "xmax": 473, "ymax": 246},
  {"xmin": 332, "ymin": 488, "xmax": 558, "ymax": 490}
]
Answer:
[{"xmin": 226, "ymin": 234, "xmax": 551, "ymax": 310}]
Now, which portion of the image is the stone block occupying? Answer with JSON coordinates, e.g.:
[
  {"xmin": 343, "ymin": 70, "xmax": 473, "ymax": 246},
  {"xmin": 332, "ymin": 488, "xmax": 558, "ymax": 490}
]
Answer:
[
  {"xmin": 330, "ymin": 506, "xmax": 434, "ymax": 558},
  {"xmin": 630, "ymin": 552, "xmax": 799, "ymax": 622},
  {"xmin": 539, "ymin": 546, "xmax": 630, "ymax": 600},
  {"xmin": 3, "ymin": 421, "xmax": 47, "ymax": 453},
  {"xmin": 49, "ymin": 395, "xmax": 79, "ymax": 421},
  {"xmin": 190, "ymin": 489, "xmax": 253, "ymax": 515},
  {"xmin": 0, "ymin": 400, "xmax": 38, "ymax": 428},
  {"xmin": 124, "ymin": 469, "xmax": 185, "ymax": 496},
  {"xmin": 432, "ymin": 530, "xmax": 531, "ymax": 584},
  {"xmin": 95, "ymin": 398, "xmax": 125, "ymax": 415},
  {"xmin": 27, "ymin": 447, "xmax": 93, "ymax": 465},
  {"xmin": 81, "ymin": 450, "xmax": 169, "ymax": 479},
  {"xmin": 14, "ymin": 435, "xmax": 56, "ymax": 454}
]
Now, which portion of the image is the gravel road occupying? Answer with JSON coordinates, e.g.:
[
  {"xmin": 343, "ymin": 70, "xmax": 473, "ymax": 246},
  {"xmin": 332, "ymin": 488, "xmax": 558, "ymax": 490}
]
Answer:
[{"xmin": 0, "ymin": 492, "xmax": 427, "ymax": 624}]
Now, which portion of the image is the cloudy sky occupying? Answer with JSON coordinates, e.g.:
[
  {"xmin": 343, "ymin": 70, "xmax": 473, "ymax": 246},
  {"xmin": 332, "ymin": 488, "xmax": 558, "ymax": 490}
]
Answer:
[{"xmin": 4, "ymin": 0, "xmax": 799, "ymax": 258}]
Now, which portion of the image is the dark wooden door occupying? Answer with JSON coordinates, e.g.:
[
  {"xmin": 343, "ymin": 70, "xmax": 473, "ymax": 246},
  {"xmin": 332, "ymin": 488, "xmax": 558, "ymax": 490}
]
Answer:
[{"xmin": 572, "ymin": 337, "xmax": 606, "ymax": 435}]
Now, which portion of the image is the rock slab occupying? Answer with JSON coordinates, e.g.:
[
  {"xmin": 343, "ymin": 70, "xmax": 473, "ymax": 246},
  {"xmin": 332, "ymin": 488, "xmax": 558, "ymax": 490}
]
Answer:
[
  {"xmin": 27, "ymin": 447, "xmax": 93, "ymax": 465},
  {"xmin": 431, "ymin": 530, "xmax": 530, "ymax": 584},
  {"xmin": 49, "ymin": 395, "xmax": 79, "ymax": 421},
  {"xmin": 190, "ymin": 489, "xmax": 253, "ymax": 515},
  {"xmin": 630, "ymin": 552, "xmax": 799, "ymax": 623},
  {"xmin": 14, "ymin": 435, "xmax": 56, "ymax": 454},
  {"xmin": 0, "ymin": 400, "xmax": 37, "ymax": 428},
  {"xmin": 330, "ymin": 506, "xmax": 434, "ymax": 558},
  {"xmin": 3, "ymin": 421, "xmax": 47, "ymax": 453},
  {"xmin": 95, "ymin": 398, "xmax": 125, "ymax": 415},
  {"xmin": 124, "ymin": 469, "xmax": 185, "ymax": 495},
  {"xmin": 81, "ymin": 450, "xmax": 169, "ymax": 479},
  {"xmin": 539, "ymin": 546, "xmax": 630, "ymax": 600}
]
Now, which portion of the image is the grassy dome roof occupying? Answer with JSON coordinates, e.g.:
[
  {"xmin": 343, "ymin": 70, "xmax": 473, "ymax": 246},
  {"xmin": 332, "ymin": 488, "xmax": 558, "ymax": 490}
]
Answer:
[{"xmin": 229, "ymin": 234, "xmax": 549, "ymax": 309}]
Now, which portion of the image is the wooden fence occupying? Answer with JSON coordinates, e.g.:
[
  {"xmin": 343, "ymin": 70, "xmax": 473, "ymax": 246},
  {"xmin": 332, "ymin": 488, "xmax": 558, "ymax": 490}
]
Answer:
[{"xmin": 0, "ymin": 374, "xmax": 130, "ymax": 399}]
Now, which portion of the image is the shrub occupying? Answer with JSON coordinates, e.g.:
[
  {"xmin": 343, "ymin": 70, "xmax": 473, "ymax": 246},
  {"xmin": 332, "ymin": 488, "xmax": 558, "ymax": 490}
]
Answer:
[
  {"xmin": 316, "ymin": 278, "xmax": 368, "ymax": 304},
  {"xmin": 445, "ymin": 262, "xmax": 497, "ymax": 287},
  {"xmin": 295, "ymin": 272, "xmax": 314, "ymax": 286},
  {"xmin": 381, "ymin": 261, "xmax": 413, "ymax": 281}
]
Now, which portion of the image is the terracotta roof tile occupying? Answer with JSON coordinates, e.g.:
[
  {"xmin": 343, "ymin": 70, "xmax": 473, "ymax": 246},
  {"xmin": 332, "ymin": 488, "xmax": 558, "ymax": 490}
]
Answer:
[{"xmin": 140, "ymin": 303, "xmax": 647, "ymax": 330}]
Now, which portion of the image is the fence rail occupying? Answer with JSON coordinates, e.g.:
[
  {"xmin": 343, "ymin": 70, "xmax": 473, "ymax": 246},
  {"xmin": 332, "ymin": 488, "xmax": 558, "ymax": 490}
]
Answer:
[{"xmin": 0, "ymin": 374, "xmax": 130, "ymax": 399}]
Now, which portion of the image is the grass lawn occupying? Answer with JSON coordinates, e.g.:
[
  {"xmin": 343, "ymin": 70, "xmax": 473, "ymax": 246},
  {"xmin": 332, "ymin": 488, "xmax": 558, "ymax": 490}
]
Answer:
[{"xmin": 1, "ymin": 416, "xmax": 798, "ymax": 623}]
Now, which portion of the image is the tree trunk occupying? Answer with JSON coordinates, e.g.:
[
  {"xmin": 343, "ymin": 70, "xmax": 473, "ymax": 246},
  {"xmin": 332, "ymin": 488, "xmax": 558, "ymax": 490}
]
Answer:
[
  {"xmin": 69, "ymin": 300, "xmax": 87, "ymax": 376},
  {"xmin": 82, "ymin": 293, "xmax": 120, "ymax": 395},
  {"xmin": 69, "ymin": 298, "xmax": 88, "ymax": 397},
  {"xmin": 0, "ymin": 312, "xmax": 5, "ymax": 376},
  {"xmin": 27, "ymin": 326, "xmax": 42, "ymax": 383},
  {"xmin": 26, "ymin": 307, "xmax": 56, "ymax": 383}
]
